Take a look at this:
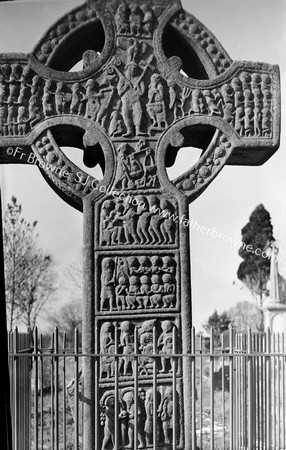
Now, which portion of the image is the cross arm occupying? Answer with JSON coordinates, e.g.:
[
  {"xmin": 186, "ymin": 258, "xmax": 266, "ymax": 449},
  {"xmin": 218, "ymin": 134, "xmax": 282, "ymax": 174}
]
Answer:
[{"xmin": 153, "ymin": 6, "xmax": 280, "ymax": 203}]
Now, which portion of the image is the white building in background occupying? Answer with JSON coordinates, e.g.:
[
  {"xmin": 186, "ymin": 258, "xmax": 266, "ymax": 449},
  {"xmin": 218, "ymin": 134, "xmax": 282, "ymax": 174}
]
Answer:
[{"xmin": 263, "ymin": 241, "xmax": 286, "ymax": 332}]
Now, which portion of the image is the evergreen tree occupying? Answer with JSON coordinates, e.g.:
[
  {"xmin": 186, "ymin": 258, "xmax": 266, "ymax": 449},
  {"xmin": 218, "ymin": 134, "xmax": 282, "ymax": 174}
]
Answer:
[
  {"xmin": 237, "ymin": 204, "xmax": 274, "ymax": 306},
  {"xmin": 203, "ymin": 310, "xmax": 232, "ymax": 335},
  {"xmin": 202, "ymin": 309, "xmax": 232, "ymax": 346}
]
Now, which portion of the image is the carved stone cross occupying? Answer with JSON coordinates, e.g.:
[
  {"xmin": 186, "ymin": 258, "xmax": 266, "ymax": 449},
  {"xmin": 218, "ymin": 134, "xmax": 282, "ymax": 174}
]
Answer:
[{"xmin": 0, "ymin": 0, "xmax": 280, "ymax": 448}]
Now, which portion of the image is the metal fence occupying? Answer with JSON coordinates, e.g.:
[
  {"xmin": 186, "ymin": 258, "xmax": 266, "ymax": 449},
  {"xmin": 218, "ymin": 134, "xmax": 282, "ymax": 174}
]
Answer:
[{"xmin": 8, "ymin": 327, "xmax": 286, "ymax": 450}]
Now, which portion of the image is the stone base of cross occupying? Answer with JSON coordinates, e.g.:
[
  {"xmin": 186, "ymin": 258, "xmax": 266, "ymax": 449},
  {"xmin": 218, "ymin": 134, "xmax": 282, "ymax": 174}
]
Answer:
[{"xmin": 0, "ymin": 0, "xmax": 280, "ymax": 448}]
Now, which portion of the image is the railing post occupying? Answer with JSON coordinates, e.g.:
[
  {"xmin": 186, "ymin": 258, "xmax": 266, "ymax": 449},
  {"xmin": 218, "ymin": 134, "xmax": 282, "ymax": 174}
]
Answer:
[
  {"xmin": 221, "ymin": 332, "xmax": 226, "ymax": 450},
  {"xmin": 235, "ymin": 332, "xmax": 239, "ymax": 450},
  {"xmin": 266, "ymin": 328, "xmax": 271, "ymax": 449},
  {"xmin": 247, "ymin": 328, "xmax": 253, "ymax": 450},
  {"xmin": 0, "ymin": 185, "xmax": 12, "ymax": 450},
  {"xmin": 114, "ymin": 324, "xmax": 119, "ymax": 450},
  {"xmin": 259, "ymin": 333, "xmax": 264, "ymax": 450},
  {"xmin": 62, "ymin": 333, "xmax": 67, "ymax": 450},
  {"xmin": 172, "ymin": 326, "xmax": 177, "ymax": 450},
  {"xmin": 191, "ymin": 327, "xmax": 196, "ymax": 450},
  {"xmin": 199, "ymin": 334, "xmax": 203, "ymax": 450},
  {"xmin": 74, "ymin": 328, "xmax": 79, "ymax": 450},
  {"xmin": 134, "ymin": 327, "xmax": 139, "ymax": 450},
  {"xmin": 210, "ymin": 328, "xmax": 214, "ymax": 450},
  {"xmin": 13, "ymin": 327, "xmax": 19, "ymax": 450},
  {"xmin": 282, "ymin": 332, "xmax": 285, "ymax": 450},
  {"xmin": 152, "ymin": 326, "xmax": 158, "ymax": 450},
  {"xmin": 12, "ymin": 327, "xmax": 31, "ymax": 450},
  {"xmin": 229, "ymin": 325, "xmax": 234, "ymax": 450},
  {"xmin": 273, "ymin": 333, "xmax": 277, "ymax": 450},
  {"xmin": 50, "ymin": 333, "xmax": 54, "ymax": 450},
  {"xmin": 33, "ymin": 327, "xmax": 39, "ymax": 450},
  {"xmin": 39, "ymin": 333, "xmax": 44, "ymax": 450},
  {"xmin": 54, "ymin": 327, "xmax": 59, "ymax": 450}
]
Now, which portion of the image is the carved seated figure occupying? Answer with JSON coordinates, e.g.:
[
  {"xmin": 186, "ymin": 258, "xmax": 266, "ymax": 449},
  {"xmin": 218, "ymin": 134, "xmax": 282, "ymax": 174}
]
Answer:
[
  {"xmin": 128, "ymin": 256, "xmax": 140, "ymax": 275},
  {"xmin": 100, "ymin": 200, "xmax": 114, "ymax": 246},
  {"xmin": 162, "ymin": 273, "xmax": 176, "ymax": 308},
  {"xmin": 130, "ymin": 4, "xmax": 143, "ymax": 36},
  {"xmin": 115, "ymin": 3, "xmax": 130, "ymax": 35},
  {"xmin": 150, "ymin": 274, "xmax": 163, "ymax": 308},
  {"xmin": 126, "ymin": 276, "xmax": 140, "ymax": 309},
  {"xmin": 137, "ymin": 275, "xmax": 151, "ymax": 308},
  {"xmin": 128, "ymin": 153, "xmax": 143, "ymax": 189},
  {"xmin": 138, "ymin": 344, "xmax": 154, "ymax": 376},
  {"xmin": 162, "ymin": 256, "xmax": 176, "ymax": 276},
  {"xmin": 142, "ymin": 3, "xmax": 154, "ymax": 38},
  {"xmin": 151, "ymin": 255, "xmax": 163, "ymax": 275},
  {"xmin": 147, "ymin": 74, "xmax": 167, "ymax": 130},
  {"xmin": 139, "ymin": 320, "xmax": 155, "ymax": 375},
  {"xmin": 138, "ymin": 255, "xmax": 152, "ymax": 275}
]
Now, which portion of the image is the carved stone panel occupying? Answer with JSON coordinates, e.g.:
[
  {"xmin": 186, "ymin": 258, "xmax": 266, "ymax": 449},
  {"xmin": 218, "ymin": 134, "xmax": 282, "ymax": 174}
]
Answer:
[
  {"xmin": 99, "ymin": 255, "xmax": 178, "ymax": 313},
  {"xmin": 96, "ymin": 316, "xmax": 183, "ymax": 449},
  {"xmin": 99, "ymin": 384, "xmax": 182, "ymax": 449}
]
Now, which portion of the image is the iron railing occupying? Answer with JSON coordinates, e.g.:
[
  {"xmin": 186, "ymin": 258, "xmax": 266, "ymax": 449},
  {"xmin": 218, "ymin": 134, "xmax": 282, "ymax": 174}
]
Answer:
[{"xmin": 8, "ymin": 327, "xmax": 286, "ymax": 450}]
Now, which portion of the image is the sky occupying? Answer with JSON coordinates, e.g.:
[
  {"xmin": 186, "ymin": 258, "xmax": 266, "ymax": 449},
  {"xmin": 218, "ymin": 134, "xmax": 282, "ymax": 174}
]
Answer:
[{"xmin": 0, "ymin": 0, "xmax": 286, "ymax": 331}]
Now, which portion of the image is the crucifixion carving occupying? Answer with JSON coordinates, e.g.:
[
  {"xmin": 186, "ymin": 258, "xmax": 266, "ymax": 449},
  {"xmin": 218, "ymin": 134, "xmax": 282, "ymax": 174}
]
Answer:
[{"xmin": 0, "ymin": 0, "xmax": 280, "ymax": 449}]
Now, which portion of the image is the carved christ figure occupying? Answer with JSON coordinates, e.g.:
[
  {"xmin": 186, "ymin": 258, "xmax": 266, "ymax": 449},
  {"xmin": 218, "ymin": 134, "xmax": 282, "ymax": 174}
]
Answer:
[{"xmin": 117, "ymin": 61, "xmax": 145, "ymax": 137}]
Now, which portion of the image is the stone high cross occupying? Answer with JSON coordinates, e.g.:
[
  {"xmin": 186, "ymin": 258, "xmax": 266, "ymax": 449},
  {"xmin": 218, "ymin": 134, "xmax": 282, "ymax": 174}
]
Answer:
[{"xmin": 0, "ymin": 0, "xmax": 280, "ymax": 448}]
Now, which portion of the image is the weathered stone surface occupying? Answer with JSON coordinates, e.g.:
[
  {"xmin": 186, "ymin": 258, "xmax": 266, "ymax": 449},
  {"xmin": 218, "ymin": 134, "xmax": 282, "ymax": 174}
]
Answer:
[{"xmin": 0, "ymin": 0, "xmax": 280, "ymax": 449}]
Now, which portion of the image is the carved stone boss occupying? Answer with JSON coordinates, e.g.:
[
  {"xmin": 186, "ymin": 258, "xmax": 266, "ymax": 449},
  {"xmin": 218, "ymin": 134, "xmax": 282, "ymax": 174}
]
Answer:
[{"xmin": 0, "ymin": 0, "xmax": 280, "ymax": 449}]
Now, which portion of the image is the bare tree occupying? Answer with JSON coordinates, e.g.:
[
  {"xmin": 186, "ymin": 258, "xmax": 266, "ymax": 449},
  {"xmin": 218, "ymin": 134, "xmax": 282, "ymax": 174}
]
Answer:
[
  {"xmin": 228, "ymin": 300, "xmax": 263, "ymax": 333},
  {"xmin": 3, "ymin": 197, "xmax": 56, "ymax": 330},
  {"xmin": 47, "ymin": 257, "xmax": 83, "ymax": 343},
  {"xmin": 47, "ymin": 298, "xmax": 82, "ymax": 343},
  {"xmin": 63, "ymin": 258, "xmax": 82, "ymax": 303}
]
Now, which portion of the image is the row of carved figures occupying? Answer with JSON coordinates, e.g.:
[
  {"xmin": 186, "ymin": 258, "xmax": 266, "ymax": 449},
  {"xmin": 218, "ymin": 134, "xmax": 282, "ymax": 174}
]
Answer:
[
  {"xmin": 172, "ymin": 73, "xmax": 273, "ymax": 137},
  {"xmin": 115, "ymin": 3, "xmax": 155, "ymax": 37},
  {"xmin": 0, "ymin": 64, "xmax": 172, "ymax": 138},
  {"xmin": 0, "ymin": 71, "xmax": 116, "ymax": 136},
  {"xmin": 100, "ymin": 197, "xmax": 176, "ymax": 247},
  {"xmin": 0, "ymin": 63, "xmax": 271, "ymax": 139},
  {"xmin": 100, "ymin": 320, "xmax": 177, "ymax": 378},
  {"xmin": 100, "ymin": 256, "xmax": 176, "ymax": 312},
  {"xmin": 100, "ymin": 387, "xmax": 177, "ymax": 449}
]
